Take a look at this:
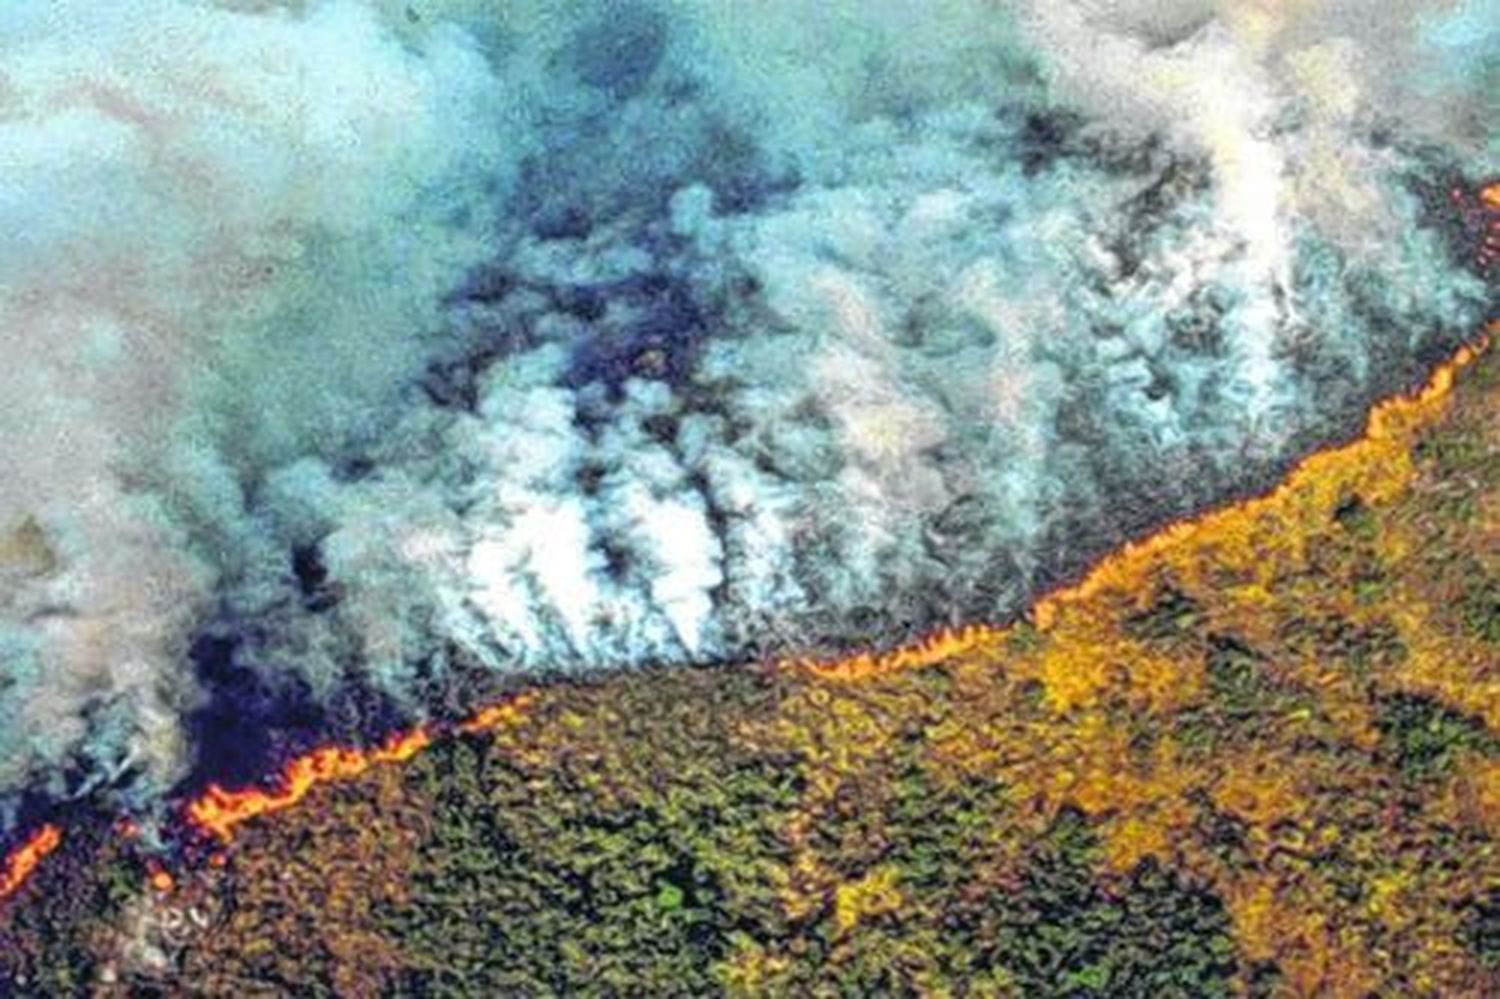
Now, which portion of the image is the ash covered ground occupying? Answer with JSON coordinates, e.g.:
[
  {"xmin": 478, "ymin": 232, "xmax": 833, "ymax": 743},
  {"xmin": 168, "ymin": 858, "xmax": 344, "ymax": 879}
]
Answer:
[{"xmin": 0, "ymin": 0, "xmax": 1493, "ymax": 825}]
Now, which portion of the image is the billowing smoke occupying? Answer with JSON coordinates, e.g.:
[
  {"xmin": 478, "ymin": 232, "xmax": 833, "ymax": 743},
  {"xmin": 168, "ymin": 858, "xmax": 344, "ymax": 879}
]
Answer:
[{"xmin": 0, "ymin": 0, "xmax": 1490, "ymax": 824}]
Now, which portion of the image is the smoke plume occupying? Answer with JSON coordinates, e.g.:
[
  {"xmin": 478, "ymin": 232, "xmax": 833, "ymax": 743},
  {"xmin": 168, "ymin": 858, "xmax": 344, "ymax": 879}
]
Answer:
[{"xmin": 0, "ymin": 0, "xmax": 1490, "ymax": 824}]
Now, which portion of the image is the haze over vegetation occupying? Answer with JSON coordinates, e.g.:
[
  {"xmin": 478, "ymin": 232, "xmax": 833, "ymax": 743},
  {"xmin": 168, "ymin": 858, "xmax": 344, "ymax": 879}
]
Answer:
[{"xmin": 0, "ymin": 0, "xmax": 1491, "ymax": 826}]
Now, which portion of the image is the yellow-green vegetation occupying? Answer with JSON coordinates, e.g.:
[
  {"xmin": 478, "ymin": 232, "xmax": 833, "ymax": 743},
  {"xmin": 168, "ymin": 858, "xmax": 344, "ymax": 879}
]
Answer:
[{"xmin": 1, "ymin": 343, "xmax": 1495, "ymax": 996}]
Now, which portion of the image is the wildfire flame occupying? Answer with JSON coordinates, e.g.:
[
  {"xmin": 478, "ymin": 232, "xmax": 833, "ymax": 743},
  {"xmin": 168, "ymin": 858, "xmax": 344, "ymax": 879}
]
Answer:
[
  {"xmin": 795, "ymin": 327, "xmax": 1492, "ymax": 679},
  {"xmin": 186, "ymin": 694, "xmax": 536, "ymax": 843},
  {"xmin": 148, "ymin": 864, "xmax": 174, "ymax": 893},
  {"xmin": 786, "ymin": 624, "xmax": 997, "ymax": 682},
  {"xmin": 457, "ymin": 692, "xmax": 536, "ymax": 734},
  {"xmin": 0, "ymin": 824, "xmax": 62, "ymax": 905},
  {"xmin": 0, "ymin": 311, "xmax": 1490, "ymax": 906},
  {"xmin": 187, "ymin": 728, "xmax": 434, "ymax": 843}
]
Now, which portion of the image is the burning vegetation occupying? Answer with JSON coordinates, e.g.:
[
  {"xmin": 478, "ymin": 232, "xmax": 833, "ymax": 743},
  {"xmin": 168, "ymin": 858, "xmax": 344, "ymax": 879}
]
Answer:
[
  {"xmin": 0, "ymin": 331, "xmax": 1493, "ymax": 995},
  {"xmin": 186, "ymin": 730, "xmax": 436, "ymax": 845},
  {"xmin": 0, "ymin": 825, "xmax": 60, "ymax": 906}
]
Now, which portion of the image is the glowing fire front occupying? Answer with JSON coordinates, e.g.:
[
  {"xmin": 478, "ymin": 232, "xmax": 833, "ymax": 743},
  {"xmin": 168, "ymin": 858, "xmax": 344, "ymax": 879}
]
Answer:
[
  {"xmin": 186, "ymin": 694, "xmax": 537, "ymax": 843},
  {"xmin": 795, "ymin": 328, "xmax": 1492, "ymax": 680},
  {"xmin": 0, "ymin": 824, "xmax": 62, "ymax": 904},
  {"xmin": 187, "ymin": 730, "xmax": 434, "ymax": 843},
  {"xmin": 0, "ymin": 328, "xmax": 1490, "ymax": 902}
]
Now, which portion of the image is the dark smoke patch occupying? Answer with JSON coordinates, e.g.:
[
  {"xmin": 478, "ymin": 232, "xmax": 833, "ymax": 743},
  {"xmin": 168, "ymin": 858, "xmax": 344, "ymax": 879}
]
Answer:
[{"xmin": 183, "ymin": 632, "xmax": 329, "ymax": 793}]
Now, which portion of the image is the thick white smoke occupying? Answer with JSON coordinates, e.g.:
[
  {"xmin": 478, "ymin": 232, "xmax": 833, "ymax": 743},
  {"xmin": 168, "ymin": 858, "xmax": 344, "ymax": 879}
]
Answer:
[
  {"xmin": 0, "ymin": 0, "xmax": 510, "ymax": 807},
  {"xmin": 0, "ymin": 0, "xmax": 1490, "ymax": 822},
  {"xmin": 1022, "ymin": 0, "xmax": 1497, "ymax": 413}
]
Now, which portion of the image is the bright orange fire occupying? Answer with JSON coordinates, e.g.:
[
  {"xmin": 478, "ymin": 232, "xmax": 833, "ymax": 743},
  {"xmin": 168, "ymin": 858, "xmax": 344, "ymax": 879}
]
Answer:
[
  {"xmin": 1031, "ymin": 331, "xmax": 1490, "ymax": 631},
  {"xmin": 186, "ymin": 695, "xmax": 535, "ymax": 842},
  {"xmin": 796, "ymin": 328, "xmax": 1492, "ymax": 680},
  {"xmin": 0, "ymin": 824, "xmax": 62, "ymax": 905},
  {"xmin": 0, "ymin": 320, "xmax": 1490, "ymax": 903},
  {"xmin": 188, "ymin": 728, "xmax": 434, "ymax": 842},
  {"xmin": 786, "ymin": 623, "xmax": 998, "ymax": 682},
  {"xmin": 457, "ymin": 692, "xmax": 536, "ymax": 734}
]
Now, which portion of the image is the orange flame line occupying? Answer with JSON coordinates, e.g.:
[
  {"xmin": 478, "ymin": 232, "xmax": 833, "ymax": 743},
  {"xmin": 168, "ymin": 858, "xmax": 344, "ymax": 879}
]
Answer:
[
  {"xmin": 186, "ymin": 694, "xmax": 535, "ymax": 842},
  {"xmin": 457, "ymin": 692, "xmax": 536, "ymax": 734},
  {"xmin": 783, "ymin": 623, "xmax": 998, "ymax": 682},
  {"xmin": 790, "ymin": 328, "xmax": 1492, "ymax": 680},
  {"xmin": 0, "ymin": 824, "xmax": 62, "ymax": 906},
  {"xmin": 1, "ymin": 316, "xmax": 1490, "ymax": 889},
  {"xmin": 187, "ymin": 729, "xmax": 434, "ymax": 842},
  {"xmin": 1030, "ymin": 331, "xmax": 1490, "ymax": 631}
]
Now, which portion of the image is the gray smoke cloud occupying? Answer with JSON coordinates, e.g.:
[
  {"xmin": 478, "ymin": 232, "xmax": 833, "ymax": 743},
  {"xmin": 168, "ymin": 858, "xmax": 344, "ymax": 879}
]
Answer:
[{"xmin": 0, "ymin": 0, "xmax": 1490, "ymax": 823}]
